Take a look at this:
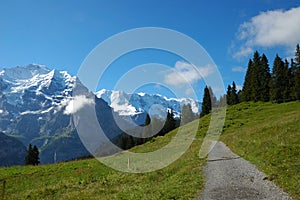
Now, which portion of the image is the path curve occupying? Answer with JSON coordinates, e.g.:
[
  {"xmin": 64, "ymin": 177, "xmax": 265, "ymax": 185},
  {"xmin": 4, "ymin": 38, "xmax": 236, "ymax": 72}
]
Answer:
[{"xmin": 199, "ymin": 141, "xmax": 292, "ymax": 200}]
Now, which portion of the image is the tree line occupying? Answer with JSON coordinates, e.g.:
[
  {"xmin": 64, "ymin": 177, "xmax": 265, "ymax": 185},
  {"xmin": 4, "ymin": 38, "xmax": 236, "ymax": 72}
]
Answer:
[
  {"xmin": 226, "ymin": 44, "xmax": 300, "ymax": 105},
  {"xmin": 76, "ymin": 44, "xmax": 300, "ymax": 152},
  {"xmin": 118, "ymin": 104, "xmax": 200, "ymax": 150}
]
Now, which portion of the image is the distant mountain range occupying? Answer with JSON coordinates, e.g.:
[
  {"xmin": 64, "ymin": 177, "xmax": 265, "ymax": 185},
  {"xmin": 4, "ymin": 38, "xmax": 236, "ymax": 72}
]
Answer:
[
  {"xmin": 96, "ymin": 89, "xmax": 201, "ymax": 119},
  {"xmin": 0, "ymin": 64, "xmax": 200, "ymax": 166}
]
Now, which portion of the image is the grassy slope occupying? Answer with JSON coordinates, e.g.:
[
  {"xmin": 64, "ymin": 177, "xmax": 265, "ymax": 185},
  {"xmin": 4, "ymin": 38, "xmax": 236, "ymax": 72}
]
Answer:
[
  {"xmin": 221, "ymin": 101, "xmax": 300, "ymax": 200},
  {"xmin": 0, "ymin": 118, "xmax": 209, "ymax": 200},
  {"xmin": 0, "ymin": 101, "xmax": 299, "ymax": 199}
]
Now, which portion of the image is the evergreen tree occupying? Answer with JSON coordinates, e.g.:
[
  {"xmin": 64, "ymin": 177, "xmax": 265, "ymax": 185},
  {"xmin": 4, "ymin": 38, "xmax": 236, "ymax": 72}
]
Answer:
[
  {"xmin": 258, "ymin": 54, "xmax": 271, "ymax": 101},
  {"xmin": 159, "ymin": 110, "xmax": 177, "ymax": 136},
  {"xmin": 227, "ymin": 82, "xmax": 239, "ymax": 105},
  {"xmin": 289, "ymin": 59, "xmax": 297, "ymax": 100},
  {"xmin": 142, "ymin": 113, "xmax": 151, "ymax": 143},
  {"xmin": 181, "ymin": 103, "xmax": 195, "ymax": 125},
  {"xmin": 32, "ymin": 145, "xmax": 40, "ymax": 165},
  {"xmin": 200, "ymin": 86, "xmax": 212, "ymax": 117},
  {"xmin": 295, "ymin": 44, "xmax": 300, "ymax": 64},
  {"xmin": 270, "ymin": 55, "xmax": 289, "ymax": 103},
  {"xmin": 242, "ymin": 59, "xmax": 254, "ymax": 102},
  {"xmin": 242, "ymin": 52, "xmax": 271, "ymax": 102},
  {"xmin": 294, "ymin": 44, "xmax": 300, "ymax": 100},
  {"xmin": 207, "ymin": 86, "xmax": 217, "ymax": 107},
  {"xmin": 251, "ymin": 51, "xmax": 261, "ymax": 101},
  {"xmin": 25, "ymin": 144, "xmax": 39, "ymax": 165},
  {"xmin": 226, "ymin": 85, "xmax": 232, "ymax": 105},
  {"xmin": 25, "ymin": 144, "xmax": 33, "ymax": 165},
  {"xmin": 283, "ymin": 59, "xmax": 290, "ymax": 100},
  {"xmin": 218, "ymin": 94, "xmax": 227, "ymax": 107}
]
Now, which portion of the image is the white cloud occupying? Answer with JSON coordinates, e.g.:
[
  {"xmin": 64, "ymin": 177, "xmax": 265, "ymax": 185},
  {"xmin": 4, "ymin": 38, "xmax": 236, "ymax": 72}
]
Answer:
[
  {"xmin": 164, "ymin": 61, "xmax": 214, "ymax": 86},
  {"xmin": 233, "ymin": 46, "xmax": 253, "ymax": 59},
  {"xmin": 0, "ymin": 109, "xmax": 3, "ymax": 114},
  {"xmin": 232, "ymin": 66, "xmax": 245, "ymax": 72},
  {"xmin": 64, "ymin": 95, "xmax": 95, "ymax": 115},
  {"xmin": 233, "ymin": 6, "xmax": 300, "ymax": 59}
]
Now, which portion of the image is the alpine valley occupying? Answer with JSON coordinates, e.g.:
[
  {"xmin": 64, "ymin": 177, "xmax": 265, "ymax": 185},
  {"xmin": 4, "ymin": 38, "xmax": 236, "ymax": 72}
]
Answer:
[{"xmin": 0, "ymin": 64, "xmax": 201, "ymax": 166}]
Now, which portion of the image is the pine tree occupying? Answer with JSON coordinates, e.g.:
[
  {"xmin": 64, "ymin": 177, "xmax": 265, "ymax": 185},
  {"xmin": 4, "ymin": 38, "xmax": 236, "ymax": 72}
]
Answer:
[
  {"xmin": 251, "ymin": 51, "xmax": 261, "ymax": 102},
  {"xmin": 294, "ymin": 44, "xmax": 300, "ymax": 100},
  {"xmin": 289, "ymin": 59, "xmax": 297, "ymax": 100},
  {"xmin": 283, "ymin": 59, "xmax": 290, "ymax": 101},
  {"xmin": 242, "ymin": 59, "xmax": 253, "ymax": 102},
  {"xmin": 25, "ymin": 144, "xmax": 33, "ymax": 165},
  {"xmin": 160, "ymin": 110, "xmax": 177, "ymax": 136},
  {"xmin": 208, "ymin": 86, "xmax": 217, "ymax": 107},
  {"xmin": 242, "ymin": 52, "xmax": 271, "ymax": 102},
  {"xmin": 25, "ymin": 144, "xmax": 40, "ymax": 165},
  {"xmin": 32, "ymin": 145, "xmax": 40, "ymax": 165},
  {"xmin": 142, "ymin": 113, "xmax": 151, "ymax": 143},
  {"xmin": 181, "ymin": 103, "xmax": 195, "ymax": 125},
  {"xmin": 227, "ymin": 82, "xmax": 239, "ymax": 105},
  {"xmin": 200, "ymin": 86, "xmax": 212, "ymax": 117},
  {"xmin": 270, "ymin": 55, "xmax": 289, "ymax": 103},
  {"xmin": 226, "ymin": 85, "xmax": 232, "ymax": 105},
  {"xmin": 295, "ymin": 44, "xmax": 300, "ymax": 64},
  {"xmin": 258, "ymin": 54, "xmax": 271, "ymax": 101}
]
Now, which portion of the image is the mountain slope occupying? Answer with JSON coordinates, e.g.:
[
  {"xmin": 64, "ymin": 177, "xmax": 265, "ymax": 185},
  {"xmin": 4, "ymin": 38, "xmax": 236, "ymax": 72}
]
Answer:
[
  {"xmin": 0, "ymin": 102, "xmax": 299, "ymax": 199},
  {"xmin": 0, "ymin": 64, "xmax": 200, "ymax": 164},
  {"xmin": 0, "ymin": 132, "xmax": 27, "ymax": 167},
  {"xmin": 0, "ymin": 65, "xmax": 126, "ymax": 164}
]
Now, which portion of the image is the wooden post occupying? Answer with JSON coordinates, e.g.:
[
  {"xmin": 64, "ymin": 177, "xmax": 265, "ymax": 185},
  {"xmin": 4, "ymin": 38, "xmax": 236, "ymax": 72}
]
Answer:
[{"xmin": 1, "ymin": 180, "xmax": 5, "ymax": 200}]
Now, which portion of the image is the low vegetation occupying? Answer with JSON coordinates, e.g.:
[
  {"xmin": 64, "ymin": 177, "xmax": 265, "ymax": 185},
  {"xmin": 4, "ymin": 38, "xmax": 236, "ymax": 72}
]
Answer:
[
  {"xmin": 0, "ymin": 101, "xmax": 299, "ymax": 199},
  {"xmin": 0, "ymin": 118, "xmax": 209, "ymax": 199}
]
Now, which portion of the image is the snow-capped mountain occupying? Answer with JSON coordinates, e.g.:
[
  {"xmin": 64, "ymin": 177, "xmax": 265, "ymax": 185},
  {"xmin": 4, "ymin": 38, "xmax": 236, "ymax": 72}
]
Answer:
[
  {"xmin": 0, "ymin": 64, "xmax": 201, "ymax": 165},
  {"xmin": 96, "ymin": 89, "xmax": 201, "ymax": 119},
  {"xmin": 0, "ymin": 64, "xmax": 75, "ymax": 113},
  {"xmin": 0, "ymin": 64, "xmax": 124, "ymax": 164}
]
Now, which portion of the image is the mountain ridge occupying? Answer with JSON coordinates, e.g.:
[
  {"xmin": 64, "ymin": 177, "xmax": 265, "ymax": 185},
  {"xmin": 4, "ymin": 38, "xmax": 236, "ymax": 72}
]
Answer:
[{"xmin": 0, "ymin": 64, "xmax": 200, "ymax": 165}]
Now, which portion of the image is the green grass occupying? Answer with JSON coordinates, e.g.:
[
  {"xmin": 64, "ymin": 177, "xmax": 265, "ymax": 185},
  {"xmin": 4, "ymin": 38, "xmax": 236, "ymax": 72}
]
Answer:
[
  {"xmin": 0, "ymin": 119, "xmax": 209, "ymax": 200},
  {"xmin": 0, "ymin": 101, "xmax": 299, "ymax": 199},
  {"xmin": 221, "ymin": 101, "xmax": 300, "ymax": 200}
]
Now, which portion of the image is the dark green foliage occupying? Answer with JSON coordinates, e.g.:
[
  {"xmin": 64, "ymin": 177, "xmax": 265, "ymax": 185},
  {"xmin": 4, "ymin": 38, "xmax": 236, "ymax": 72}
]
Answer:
[
  {"xmin": 181, "ymin": 103, "xmax": 197, "ymax": 125},
  {"xmin": 295, "ymin": 44, "xmax": 300, "ymax": 64},
  {"xmin": 218, "ymin": 94, "xmax": 227, "ymax": 107},
  {"xmin": 25, "ymin": 144, "xmax": 40, "ymax": 165},
  {"xmin": 258, "ymin": 54, "xmax": 271, "ymax": 101},
  {"xmin": 270, "ymin": 55, "xmax": 289, "ymax": 103},
  {"xmin": 294, "ymin": 44, "xmax": 300, "ymax": 100},
  {"xmin": 161, "ymin": 110, "xmax": 177, "ymax": 135},
  {"xmin": 208, "ymin": 86, "xmax": 217, "ymax": 107},
  {"xmin": 200, "ymin": 86, "xmax": 212, "ymax": 117},
  {"xmin": 118, "ymin": 110, "xmax": 179, "ymax": 150},
  {"xmin": 227, "ymin": 81, "xmax": 239, "ymax": 105},
  {"xmin": 242, "ymin": 51, "xmax": 271, "ymax": 102},
  {"xmin": 242, "ymin": 59, "xmax": 253, "ymax": 102},
  {"xmin": 237, "ymin": 44, "xmax": 300, "ymax": 104}
]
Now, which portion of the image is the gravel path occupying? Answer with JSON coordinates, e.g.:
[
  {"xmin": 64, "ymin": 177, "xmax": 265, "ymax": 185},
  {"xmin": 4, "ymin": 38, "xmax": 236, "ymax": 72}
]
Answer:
[{"xmin": 199, "ymin": 141, "xmax": 292, "ymax": 200}]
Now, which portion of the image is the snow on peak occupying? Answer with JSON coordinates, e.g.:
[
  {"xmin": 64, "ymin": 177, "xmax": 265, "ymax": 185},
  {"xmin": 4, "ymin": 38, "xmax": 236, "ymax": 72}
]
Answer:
[
  {"xmin": 0, "ymin": 64, "xmax": 50, "ymax": 81},
  {"xmin": 0, "ymin": 64, "xmax": 76, "ymax": 107},
  {"xmin": 96, "ymin": 89, "xmax": 201, "ymax": 118}
]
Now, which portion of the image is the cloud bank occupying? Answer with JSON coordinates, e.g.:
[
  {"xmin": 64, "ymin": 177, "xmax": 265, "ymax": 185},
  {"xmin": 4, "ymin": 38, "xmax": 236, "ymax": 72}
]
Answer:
[
  {"xmin": 164, "ymin": 61, "xmax": 214, "ymax": 86},
  {"xmin": 64, "ymin": 95, "xmax": 95, "ymax": 115},
  {"xmin": 233, "ymin": 6, "xmax": 300, "ymax": 59}
]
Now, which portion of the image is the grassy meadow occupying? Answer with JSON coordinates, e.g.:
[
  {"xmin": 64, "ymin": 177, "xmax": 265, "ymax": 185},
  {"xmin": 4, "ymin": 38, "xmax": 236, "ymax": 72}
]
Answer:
[{"xmin": 0, "ymin": 101, "xmax": 299, "ymax": 199}]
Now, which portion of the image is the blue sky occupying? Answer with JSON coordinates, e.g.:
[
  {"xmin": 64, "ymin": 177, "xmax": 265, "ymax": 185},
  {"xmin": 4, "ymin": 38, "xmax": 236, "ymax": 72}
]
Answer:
[{"xmin": 0, "ymin": 0, "xmax": 299, "ymax": 100}]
